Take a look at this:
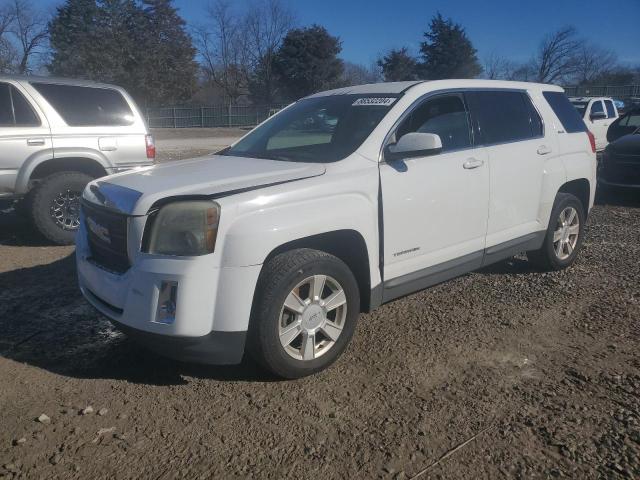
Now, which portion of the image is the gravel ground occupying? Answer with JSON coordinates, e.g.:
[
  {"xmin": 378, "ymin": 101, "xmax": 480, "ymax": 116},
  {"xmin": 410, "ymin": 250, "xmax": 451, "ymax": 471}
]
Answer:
[{"xmin": 0, "ymin": 157, "xmax": 639, "ymax": 478}]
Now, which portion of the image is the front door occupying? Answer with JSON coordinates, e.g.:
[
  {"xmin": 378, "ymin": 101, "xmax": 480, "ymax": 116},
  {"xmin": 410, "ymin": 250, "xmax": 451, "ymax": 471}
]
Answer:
[{"xmin": 379, "ymin": 93, "xmax": 490, "ymax": 291}]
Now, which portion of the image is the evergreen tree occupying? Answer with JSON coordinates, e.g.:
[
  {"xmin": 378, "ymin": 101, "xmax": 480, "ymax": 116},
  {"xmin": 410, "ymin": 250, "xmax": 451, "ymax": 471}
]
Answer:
[
  {"xmin": 273, "ymin": 25, "xmax": 343, "ymax": 100},
  {"xmin": 419, "ymin": 13, "xmax": 482, "ymax": 79},
  {"xmin": 377, "ymin": 47, "xmax": 419, "ymax": 82},
  {"xmin": 48, "ymin": 0, "xmax": 197, "ymax": 106},
  {"xmin": 139, "ymin": 0, "xmax": 197, "ymax": 105}
]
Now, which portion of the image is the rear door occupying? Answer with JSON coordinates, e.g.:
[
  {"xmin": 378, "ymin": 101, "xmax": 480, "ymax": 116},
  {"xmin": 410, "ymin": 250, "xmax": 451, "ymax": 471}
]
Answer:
[
  {"xmin": 466, "ymin": 90, "xmax": 546, "ymax": 248},
  {"xmin": 379, "ymin": 92, "xmax": 490, "ymax": 288},
  {"xmin": 0, "ymin": 82, "xmax": 52, "ymax": 196},
  {"xmin": 30, "ymin": 83, "xmax": 149, "ymax": 169}
]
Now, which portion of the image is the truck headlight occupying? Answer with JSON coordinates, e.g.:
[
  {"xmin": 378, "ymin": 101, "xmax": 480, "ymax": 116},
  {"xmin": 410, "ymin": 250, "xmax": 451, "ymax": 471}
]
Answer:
[{"xmin": 146, "ymin": 201, "xmax": 220, "ymax": 256}]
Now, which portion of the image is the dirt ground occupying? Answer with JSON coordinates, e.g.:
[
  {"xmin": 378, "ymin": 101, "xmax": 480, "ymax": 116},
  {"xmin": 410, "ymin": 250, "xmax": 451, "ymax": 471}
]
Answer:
[{"xmin": 0, "ymin": 140, "xmax": 639, "ymax": 478}]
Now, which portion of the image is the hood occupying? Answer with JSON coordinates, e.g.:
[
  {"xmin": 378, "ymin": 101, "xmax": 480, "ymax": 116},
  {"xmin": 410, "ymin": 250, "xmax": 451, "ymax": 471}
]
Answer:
[{"xmin": 84, "ymin": 154, "xmax": 326, "ymax": 216}]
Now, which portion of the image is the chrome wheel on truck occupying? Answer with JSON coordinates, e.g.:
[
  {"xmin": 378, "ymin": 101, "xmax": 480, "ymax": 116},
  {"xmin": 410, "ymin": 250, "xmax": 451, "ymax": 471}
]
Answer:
[{"xmin": 50, "ymin": 189, "xmax": 82, "ymax": 230}]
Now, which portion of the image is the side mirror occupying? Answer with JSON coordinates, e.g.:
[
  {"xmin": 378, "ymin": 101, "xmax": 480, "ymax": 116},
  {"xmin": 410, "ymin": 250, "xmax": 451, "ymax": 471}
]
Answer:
[
  {"xmin": 385, "ymin": 132, "xmax": 443, "ymax": 161},
  {"xmin": 590, "ymin": 111, "xmax": 606, "ymax": 121}
]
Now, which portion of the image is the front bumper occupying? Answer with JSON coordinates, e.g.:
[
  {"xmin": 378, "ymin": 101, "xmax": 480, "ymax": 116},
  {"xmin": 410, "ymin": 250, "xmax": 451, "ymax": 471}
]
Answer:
[
  {"xmin": 76, "ymin": 220, "xmax": 261, "ymax": 365},
  {"xmin": 106, "ymin": 314, "xmax": 246, "ymax": 365}
]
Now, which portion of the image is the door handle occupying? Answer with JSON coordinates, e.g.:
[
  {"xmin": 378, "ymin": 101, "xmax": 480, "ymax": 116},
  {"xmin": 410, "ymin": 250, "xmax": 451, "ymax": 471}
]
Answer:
[
  {"xmin": 537, "ymin": 145, "xmax": 552, "ymax": 155},
  {"xmin": 27, "ymin": 137, "xmax": 45, "ymax": 146},
  {"xmin": 463, "ymin": 158, "xmax": 484, "ymax": 169}
]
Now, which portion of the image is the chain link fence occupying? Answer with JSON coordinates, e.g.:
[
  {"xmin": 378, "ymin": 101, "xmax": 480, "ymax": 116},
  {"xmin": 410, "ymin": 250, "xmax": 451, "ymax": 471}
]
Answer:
[
  {"xmin": 562, "ymin": 85, "xmax": 640, "ymax": 99},
  {"xmin": 146, "ymin": 104, "xmax": 288, "ymax": 128}
]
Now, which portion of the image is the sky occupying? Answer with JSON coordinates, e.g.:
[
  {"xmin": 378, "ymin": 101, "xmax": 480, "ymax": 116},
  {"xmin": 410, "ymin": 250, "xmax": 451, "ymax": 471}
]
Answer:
[{"xmin": 38, "ymin": 0, "xmax": 640, "ymax": 66}]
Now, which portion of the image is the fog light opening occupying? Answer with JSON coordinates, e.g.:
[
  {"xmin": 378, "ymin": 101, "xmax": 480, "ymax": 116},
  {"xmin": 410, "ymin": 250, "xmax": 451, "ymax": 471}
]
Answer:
[{"xmin": 155, "ymin": 281, "xmax": 178, "ymax": 324}]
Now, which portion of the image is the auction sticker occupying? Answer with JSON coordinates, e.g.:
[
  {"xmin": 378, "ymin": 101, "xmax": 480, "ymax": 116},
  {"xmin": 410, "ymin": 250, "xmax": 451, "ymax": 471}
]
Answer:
[{"xmin": 352, "ymin": 97, "xmax": 396, "ymax": 106}]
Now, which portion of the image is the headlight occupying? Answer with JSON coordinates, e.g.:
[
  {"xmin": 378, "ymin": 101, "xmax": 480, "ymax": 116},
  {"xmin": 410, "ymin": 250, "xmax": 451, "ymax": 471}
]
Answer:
[{"xmin": 146, "ymin": 201, "xmax": 220, "ymax": 256}]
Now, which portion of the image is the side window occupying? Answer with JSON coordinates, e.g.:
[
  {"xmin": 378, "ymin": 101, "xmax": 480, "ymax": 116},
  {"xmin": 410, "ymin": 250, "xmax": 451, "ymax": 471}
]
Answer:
[
  {"xmin": 468, "ymin": 90, "xmax": 536, "ymax": 144},
  {"xmin": 590, "ymin": 101, "xmax": 604, "ymax": 116},
  {"xmin": 0, "ymin": 83, "xmax": 40, "ymax": 127},
  {"xmin": 31, "ymin": 83, "xmax": 134, "ymax": 126},
  {"xmin": 542, "ymin": 91, "xmax": 586, "ymax": 133},
  {"xmin": 0, "ymin": 83, "xmax": 13, "ymax": 126},
  {"xmin": 396, "ymin": 94, "xmax": 471, "ymax": 152},
  {"xmin": 522, "ymin": 94, "xmax": 543, "ymax": 137},
  {"xmin": 626, "ymin": 114, "xmax": 640, "ymax": 128},
  {"xmin": 10, "ymin": 86, "xmax": 40, "ymax": 126},
  {"xmin": 604, "ymin": 100, "xmax": 616, "ymax": 118}
]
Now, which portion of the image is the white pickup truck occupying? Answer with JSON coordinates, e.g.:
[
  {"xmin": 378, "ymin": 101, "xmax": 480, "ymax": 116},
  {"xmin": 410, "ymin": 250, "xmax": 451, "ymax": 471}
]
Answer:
[
  {"xmin": 77, "ymin": 80, "xmax": 596, "ymax": 378},
  {"xmin": 569, "ymin": 96, "xmax": 619, "ymax": 151}
]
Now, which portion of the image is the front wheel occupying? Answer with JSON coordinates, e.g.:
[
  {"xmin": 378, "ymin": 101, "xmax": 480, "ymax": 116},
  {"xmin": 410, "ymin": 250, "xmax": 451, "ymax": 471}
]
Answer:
[
  {"xmin": 527, "ymin": 193, "xmax": 586, "ymax": 271},
  {"xmin": 29, "ymin": 171, "xmax": 93, "ymax": 245},
  {"xmin": 248, "ymin": 249, "xmax": 360, "ymax": 379}
]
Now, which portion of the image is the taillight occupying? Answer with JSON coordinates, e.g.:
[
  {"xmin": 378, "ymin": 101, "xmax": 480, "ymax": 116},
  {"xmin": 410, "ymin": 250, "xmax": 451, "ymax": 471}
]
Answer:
[
  {"xmin": 145, "ymin": 134, "xmax": 156, "ymax": 160},
  {"xmin": 586, "ymin": 130, "xmax": 596, "ymax": 153}
]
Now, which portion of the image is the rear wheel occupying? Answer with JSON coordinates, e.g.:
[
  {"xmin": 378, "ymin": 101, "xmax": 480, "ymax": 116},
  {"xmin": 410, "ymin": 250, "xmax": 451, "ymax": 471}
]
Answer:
[
  {"xmin": 527, "ymin": 193, "xmax": 586, "ymax": 271},
  {"xmin": 248, "ymin": 248, "xmax": 360, "ymax": 379},
  {"xmin": 29, "ymin": 171, "xmax": 93, "ymax": 245}
]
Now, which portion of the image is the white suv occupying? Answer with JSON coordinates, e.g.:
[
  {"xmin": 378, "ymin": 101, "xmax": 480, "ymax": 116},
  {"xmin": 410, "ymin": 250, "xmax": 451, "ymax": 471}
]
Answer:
[
  {"xmin": 570, "ymin": 96, "xmax": 618, "ymax": 151},
  {"xmin": 77, "ymin": 80, "xmax": 596, "ymax": 378},
  {"xmin": 0, "ymin": 75, "xmax": 154, "ymax": 244}
]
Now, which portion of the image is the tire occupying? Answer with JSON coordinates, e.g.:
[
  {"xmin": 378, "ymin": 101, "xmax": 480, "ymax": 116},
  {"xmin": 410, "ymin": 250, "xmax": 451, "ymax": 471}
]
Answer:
[
  {"xmin": 527, "ymin": 193, "xmax": 586, "ymax": 271},
  {"xmin": 248, "ymin": 248, "xmax": 360, "ymax": 379},
  {"xmin": 29, "ymin": 171, "xmax": 93, "ymax": 245}
]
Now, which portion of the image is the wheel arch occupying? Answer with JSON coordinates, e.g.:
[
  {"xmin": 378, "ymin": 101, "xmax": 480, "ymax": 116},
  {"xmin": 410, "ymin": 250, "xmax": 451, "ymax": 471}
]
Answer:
[
  {"xmin": 16, "ymin": 150, "xmax": 111, "ymax": 194},
  {"xmin": 558, "ymin": 178, "xmax": 591, "ymax": 215},
  {"xmin": 261, "ymin": 230, "xmax": 373, "ymax": 313}
]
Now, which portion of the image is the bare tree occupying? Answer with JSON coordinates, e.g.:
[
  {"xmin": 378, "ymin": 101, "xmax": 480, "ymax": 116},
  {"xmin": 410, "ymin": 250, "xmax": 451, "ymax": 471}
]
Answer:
[
  {"xmin": 531, "ymin": 26, "xmax": 580, "ymax": 83},
  {"xmin": 244, "ymin": 0, "xmax": 294, "ymax": 103},
  {"xmin": 483, "ymin": 52, "xmax": 519, "ymax": 80},
  {"xmin": 195, "ymin": 0, "xmax": 250, "ymax": 104},
  {"xmin": 342, "ymin": 61, "xmax": 381, "ymax": 86},
  {"xmin": 573, "ymin": 43, "xmax": 618, "ymax": 84},
  {"xmin": 10, "ymin": 0, "xmax": 48, "ymax": 74},
  {"xmin": 0, "ymin": 3, "xmax": 16, "ymax": 72}
]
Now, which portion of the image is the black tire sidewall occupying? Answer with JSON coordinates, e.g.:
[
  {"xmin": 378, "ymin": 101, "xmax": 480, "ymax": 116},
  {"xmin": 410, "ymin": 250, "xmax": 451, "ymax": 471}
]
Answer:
[
  {"xmin": 542, "ymin": 194, "xmax": 586, "ymax": 270},
  {"xmin": 251, "ymin": 251, "xmax": 360, "ymax": 378},
  {"xmin": 30, "ymin": 172, "xmax": 93, "ymax": 245}
]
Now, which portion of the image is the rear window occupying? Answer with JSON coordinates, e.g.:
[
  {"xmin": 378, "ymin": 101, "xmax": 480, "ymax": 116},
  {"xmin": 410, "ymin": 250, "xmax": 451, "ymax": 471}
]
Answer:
[
  {"xmin": 31, "ymin": 83, "xmax": 134, "ymax": 126},
  {"xmin": 0, "ymin": 82, "xmax": 40, "ymax": 127},
  {"xmin": 543, "ymin": 91, "xmax": 587, "ymax": 133},
  {"xmin": 468, "ymin": 90, "xmax": 542, "ymax": 145}
]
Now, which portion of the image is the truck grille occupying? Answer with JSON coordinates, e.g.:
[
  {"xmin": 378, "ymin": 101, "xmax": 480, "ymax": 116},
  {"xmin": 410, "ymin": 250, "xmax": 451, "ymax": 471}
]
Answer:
[{"xmin": 82, "ymin": 201, "xmax": 130, "ymax": 274}]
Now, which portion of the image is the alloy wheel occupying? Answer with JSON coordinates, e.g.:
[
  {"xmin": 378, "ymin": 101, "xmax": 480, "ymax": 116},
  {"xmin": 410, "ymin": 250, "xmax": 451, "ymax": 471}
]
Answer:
[
  {"xmin": 50, "ymin": 189, "xmax": 81, "ymax": 230},
  {"xmin": 553, "ymin": 206, "xmax": 580, "ymax": 260},
  {"xmin": 278, "ymin": 274, "xmax": 347, "ymax": 361}
]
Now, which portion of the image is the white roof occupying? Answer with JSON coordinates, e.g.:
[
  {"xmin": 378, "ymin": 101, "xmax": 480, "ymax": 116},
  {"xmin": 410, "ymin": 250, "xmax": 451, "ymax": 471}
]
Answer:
[{"xmin": 307, "ymin": 79, "xmax": 563, "ymax": 99}]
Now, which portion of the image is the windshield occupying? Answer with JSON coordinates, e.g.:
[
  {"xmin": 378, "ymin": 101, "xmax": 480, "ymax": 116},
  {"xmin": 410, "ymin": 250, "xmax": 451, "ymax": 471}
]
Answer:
[
  {"xmin": 222, "ymin": 95, "xmax": 399, "ymax": 162},
  {"xmin": 570, "ymin": 101, "xmax": 588, "ymax": 116}
]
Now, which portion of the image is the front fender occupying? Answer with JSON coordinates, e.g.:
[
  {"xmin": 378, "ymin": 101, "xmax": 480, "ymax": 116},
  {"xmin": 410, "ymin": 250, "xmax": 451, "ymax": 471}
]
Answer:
[{"xmin": 216, "ymin": 173, "xmax": 381, "ymax": 290}]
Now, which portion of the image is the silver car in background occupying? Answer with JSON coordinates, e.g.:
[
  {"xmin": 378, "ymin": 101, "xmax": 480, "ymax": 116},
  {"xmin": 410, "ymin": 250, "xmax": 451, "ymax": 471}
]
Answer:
[{"xmin": 0, "ymin": 75, "xmax": 154, "ymax": 244}]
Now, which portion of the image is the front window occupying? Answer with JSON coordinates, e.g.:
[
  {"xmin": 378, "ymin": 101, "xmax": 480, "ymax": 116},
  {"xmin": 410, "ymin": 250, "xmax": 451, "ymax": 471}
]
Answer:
[{"xmin": 222, "ymin": 95, "xmax": 399, "ymax": 162}]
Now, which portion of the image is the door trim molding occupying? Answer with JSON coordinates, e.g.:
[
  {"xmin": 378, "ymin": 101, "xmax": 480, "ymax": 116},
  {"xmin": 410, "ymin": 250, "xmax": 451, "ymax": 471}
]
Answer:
[{"xmin": 381, "ymin": 230, "xmax": 546, "ymax": 304}]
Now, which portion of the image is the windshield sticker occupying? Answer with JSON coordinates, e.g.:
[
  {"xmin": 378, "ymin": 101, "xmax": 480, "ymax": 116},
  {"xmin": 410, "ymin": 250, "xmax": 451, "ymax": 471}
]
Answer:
[{"xmin": 352, "ymin": 97, "xmax": 396, "ymax": 107}]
